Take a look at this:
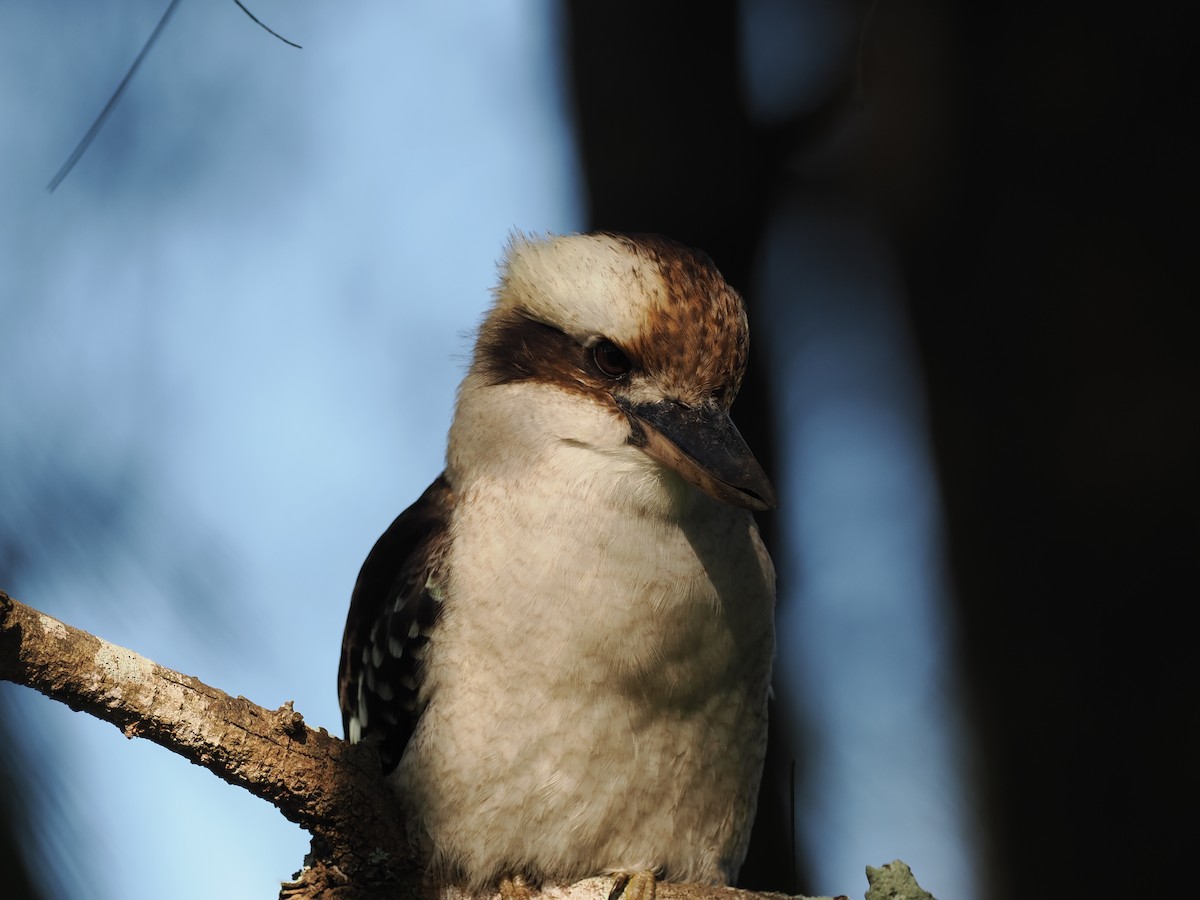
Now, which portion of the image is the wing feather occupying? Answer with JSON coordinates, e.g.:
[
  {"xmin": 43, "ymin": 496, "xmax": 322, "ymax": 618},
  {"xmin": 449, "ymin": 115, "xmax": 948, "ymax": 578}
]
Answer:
[{"xmin": 338, "ymin": 474, "xmax": 452, "ymax": 773}]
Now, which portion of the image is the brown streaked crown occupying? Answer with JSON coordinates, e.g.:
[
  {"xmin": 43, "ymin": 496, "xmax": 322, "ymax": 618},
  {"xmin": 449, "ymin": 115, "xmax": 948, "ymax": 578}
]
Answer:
[
  {"xmin": 474, "ymin": 232, "xmax": 750, "ymax": 411},
  {"xmin": 603, "ymin": 233, "xmax": 749, "ymax": 409}
]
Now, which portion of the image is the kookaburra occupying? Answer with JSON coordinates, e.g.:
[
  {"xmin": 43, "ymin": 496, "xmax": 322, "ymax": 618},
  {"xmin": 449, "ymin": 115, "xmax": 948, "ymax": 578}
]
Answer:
[{"xmin": 339, "ymin": 232, "xmax": 776, "ymax": 895}]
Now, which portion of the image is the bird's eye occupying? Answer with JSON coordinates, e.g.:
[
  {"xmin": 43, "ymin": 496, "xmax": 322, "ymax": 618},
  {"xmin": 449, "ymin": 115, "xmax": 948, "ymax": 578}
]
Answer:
[{"xmin": 591, "ymin": 339, "xmax": 632, "ymax": 378}]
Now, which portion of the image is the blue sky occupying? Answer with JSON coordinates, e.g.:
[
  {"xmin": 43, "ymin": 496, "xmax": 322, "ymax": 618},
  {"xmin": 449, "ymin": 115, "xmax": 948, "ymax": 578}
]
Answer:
[{"xmin": 1, "ymin": 3, "xmax": 973, "ymax": 899}]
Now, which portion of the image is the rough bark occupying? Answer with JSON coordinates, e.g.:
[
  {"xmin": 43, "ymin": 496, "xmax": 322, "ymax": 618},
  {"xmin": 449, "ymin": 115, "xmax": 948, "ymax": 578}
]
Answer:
[
  {"xmin": 0, "ymin": 589, "xmax": 415, "ymax": 898},
  {"xmin": 1, "ymin": 590, "xmax": 931, "ymax": 900}
]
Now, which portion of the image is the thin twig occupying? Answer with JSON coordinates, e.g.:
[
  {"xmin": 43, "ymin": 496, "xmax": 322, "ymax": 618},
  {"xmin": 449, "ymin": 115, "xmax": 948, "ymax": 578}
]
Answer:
[
  {"xmin": 46, "ymin": 0, "xmax": 184, "ymax": 193},
  {"xmin": 233, "ymin": 0, "xmax": 303, "ymax": 49},
  {"xmin": 47, "ymin": 0, "xmax": 301, "ymax": 194}
]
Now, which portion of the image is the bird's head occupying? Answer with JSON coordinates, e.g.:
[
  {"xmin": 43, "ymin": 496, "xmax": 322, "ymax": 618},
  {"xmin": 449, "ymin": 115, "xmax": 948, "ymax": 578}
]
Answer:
[{"xmin": 450, "ymin": 232, "xmax": 775, "ymax": 512}]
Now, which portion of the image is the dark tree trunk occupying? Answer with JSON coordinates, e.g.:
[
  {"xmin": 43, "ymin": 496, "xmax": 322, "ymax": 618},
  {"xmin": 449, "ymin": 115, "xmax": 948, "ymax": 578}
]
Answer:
[
  {"xmin": 564, "ymin": 3, "xmax": 1196, "ymax": 900},
  {"xmin": 901, "ymin": 5, "xmax": 1196, "ymax": 899}
]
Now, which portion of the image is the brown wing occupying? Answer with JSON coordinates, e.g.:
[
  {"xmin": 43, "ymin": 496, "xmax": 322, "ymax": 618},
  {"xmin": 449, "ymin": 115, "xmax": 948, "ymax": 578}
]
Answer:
[{"xmin": 338, "ymin": 474, "xmax": 452, "ymax": 774}]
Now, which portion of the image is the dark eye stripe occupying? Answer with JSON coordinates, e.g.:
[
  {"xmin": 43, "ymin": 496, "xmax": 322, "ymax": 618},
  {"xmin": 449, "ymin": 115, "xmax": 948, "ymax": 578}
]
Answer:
[
  {"xmin": 474, "ymin": 309, "xmax": 638, "ymax": 398},
  {"xmin": 474, "ymin": 310, "xmax": 580, "ymax": 386}
]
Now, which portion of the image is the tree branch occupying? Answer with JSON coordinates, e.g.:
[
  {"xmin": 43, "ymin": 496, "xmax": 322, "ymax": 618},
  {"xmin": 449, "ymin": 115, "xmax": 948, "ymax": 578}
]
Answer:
[
  {"xmin": 0, "ymin": 589, "xmax": 414, "ymax": 898},
  {"xmin": 1, "ymin": 591, "xmax": 933, "ymax": 900}
]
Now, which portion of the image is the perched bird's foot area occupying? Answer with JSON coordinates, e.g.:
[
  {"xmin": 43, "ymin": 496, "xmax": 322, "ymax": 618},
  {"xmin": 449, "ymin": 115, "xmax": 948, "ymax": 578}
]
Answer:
[
  {"xmin": 607, "ymin": 871, "xmax": 657, "ymax": 900},
  {"xmin": 499, "ymin": 874, "xmax": 536, "ymax": 900}
]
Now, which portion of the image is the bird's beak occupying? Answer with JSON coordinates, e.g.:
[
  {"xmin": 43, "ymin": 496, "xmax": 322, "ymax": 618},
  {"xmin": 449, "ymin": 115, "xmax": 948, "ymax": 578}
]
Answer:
[{"xmin": 622, "ymin": 398, "xmax": 776, "ymax": 511}]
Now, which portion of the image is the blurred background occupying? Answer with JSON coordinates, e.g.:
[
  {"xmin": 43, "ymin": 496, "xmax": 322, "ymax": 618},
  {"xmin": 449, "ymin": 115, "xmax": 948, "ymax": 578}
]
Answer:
[{"xmin": 1, "ymin": 3, "xmax": 1193, "ymax": 899}]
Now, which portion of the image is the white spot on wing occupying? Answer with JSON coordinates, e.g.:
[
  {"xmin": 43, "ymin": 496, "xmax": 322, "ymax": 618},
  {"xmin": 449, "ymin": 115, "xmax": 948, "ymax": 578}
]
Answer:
[{"xmin": 356, "ymin": 682, "xmax": 369, "ymax": 728}]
